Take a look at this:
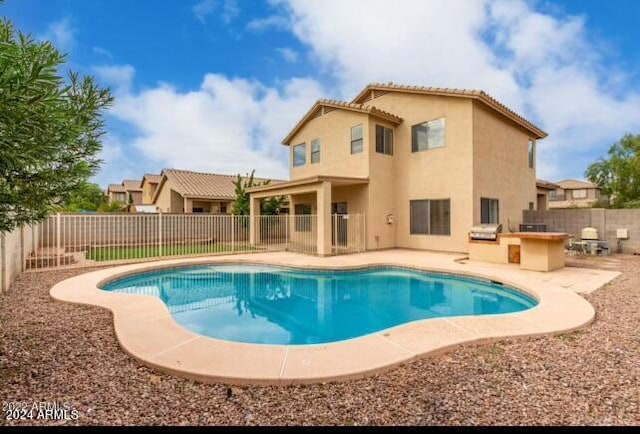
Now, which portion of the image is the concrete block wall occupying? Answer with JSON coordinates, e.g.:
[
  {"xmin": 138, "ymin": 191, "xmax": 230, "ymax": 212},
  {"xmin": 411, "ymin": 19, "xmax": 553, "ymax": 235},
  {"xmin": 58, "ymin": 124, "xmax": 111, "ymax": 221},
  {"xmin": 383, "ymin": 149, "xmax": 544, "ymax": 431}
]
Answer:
[
  {"xmin": 523, "ymin": 208, "xmax": 640, "ymax": 254},
  {"xmin": 1, "ymin": 225, "xmax": 35, "ymax": 292}
]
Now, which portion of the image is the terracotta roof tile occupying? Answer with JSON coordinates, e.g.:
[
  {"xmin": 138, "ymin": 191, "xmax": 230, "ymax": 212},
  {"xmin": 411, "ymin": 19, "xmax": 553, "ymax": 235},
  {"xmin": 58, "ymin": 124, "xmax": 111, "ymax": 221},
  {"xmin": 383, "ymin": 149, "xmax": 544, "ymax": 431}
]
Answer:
[
  {"xmin": 158, "ymin": 169, "xmax": 282, "ymax": 200},
  {"xmin": 352, "ymin": 83, "xmax": 547, "ymax": 139},
  {"xmin": 555, "ymin": 179, "xmax": 599, "ymax": 190},
  {"xmin": 107, "ymin": 184, "xmax": 126, "ymax": 193},
  {"xmin": 122, "ymin": 179, "xmax": 143, "ymax": 192}
]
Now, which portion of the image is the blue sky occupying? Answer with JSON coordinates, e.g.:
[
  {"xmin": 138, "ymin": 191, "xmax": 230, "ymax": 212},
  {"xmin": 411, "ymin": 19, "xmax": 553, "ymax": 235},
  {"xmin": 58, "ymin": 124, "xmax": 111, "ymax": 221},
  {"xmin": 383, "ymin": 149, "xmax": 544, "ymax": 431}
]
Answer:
[{"xmin": 4, "ymin": 0, "xmax": 640, "ymax": 187}]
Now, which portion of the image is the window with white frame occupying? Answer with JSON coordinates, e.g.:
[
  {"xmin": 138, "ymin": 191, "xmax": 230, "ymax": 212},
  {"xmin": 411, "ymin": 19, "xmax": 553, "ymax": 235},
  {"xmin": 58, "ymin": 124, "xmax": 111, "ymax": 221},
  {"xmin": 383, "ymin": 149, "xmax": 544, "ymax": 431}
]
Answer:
[
  {"xmin": 310, "ymin": 139, "xmax": 320, "ymax": 164},
  {"xmin": 528, "ymin": 139, "xmax": 535, "ymax": 169},
  {"xmin": 411, "ymin": 118, "xmax": 445, "ymax": 152},
  {"xmin": 293, "ymin": 143, "xmax": 306, "ymax": 167},
  {"xmin": 572, "ymin": 189, "xmax": 587, "ymax": 199},
  {"xmin": 351, "ymin": 124, "xmax": 363, "ymax": 154}
]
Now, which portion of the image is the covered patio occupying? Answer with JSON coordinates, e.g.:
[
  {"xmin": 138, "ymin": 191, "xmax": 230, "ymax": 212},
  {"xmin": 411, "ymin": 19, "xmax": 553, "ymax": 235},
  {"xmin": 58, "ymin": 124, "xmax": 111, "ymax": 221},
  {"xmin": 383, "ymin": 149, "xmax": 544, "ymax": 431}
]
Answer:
[{"xmin": 248, "ymin": 175, "xmax": 368, "ymax": 256}]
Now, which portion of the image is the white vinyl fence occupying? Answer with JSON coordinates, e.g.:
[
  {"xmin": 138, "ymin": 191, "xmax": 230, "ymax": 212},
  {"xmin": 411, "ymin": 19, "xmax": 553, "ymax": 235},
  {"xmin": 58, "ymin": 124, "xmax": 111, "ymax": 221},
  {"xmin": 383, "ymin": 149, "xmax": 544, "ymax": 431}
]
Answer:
[{"xmin": 24, "ymin": 212, "xmax": 366, "ymax": 271}]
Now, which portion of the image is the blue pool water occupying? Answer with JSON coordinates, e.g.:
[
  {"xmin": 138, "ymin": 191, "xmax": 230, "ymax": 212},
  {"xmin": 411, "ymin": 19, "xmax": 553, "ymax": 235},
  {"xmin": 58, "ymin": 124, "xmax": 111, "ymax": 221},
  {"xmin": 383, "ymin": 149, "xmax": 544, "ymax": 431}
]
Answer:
[{"xmin": 101, "ymin": 264, "xmax": 537, "ymax": 345}]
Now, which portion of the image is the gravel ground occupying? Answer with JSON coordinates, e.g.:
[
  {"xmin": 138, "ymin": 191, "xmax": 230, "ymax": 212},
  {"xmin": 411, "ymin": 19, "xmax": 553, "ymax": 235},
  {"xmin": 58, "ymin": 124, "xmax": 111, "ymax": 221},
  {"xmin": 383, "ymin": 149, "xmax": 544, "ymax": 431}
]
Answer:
[{"xmin": 1, "ymin": 256, "xmax": 639, "ymax": 426}]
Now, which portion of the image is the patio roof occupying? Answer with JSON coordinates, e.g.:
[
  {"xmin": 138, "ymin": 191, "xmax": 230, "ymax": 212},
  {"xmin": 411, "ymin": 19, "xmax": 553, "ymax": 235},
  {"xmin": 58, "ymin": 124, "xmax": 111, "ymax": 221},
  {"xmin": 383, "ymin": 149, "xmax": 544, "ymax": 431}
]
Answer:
[{"xmin": 247, "ymin": 175, "xmax": 369, "ymax": 197}]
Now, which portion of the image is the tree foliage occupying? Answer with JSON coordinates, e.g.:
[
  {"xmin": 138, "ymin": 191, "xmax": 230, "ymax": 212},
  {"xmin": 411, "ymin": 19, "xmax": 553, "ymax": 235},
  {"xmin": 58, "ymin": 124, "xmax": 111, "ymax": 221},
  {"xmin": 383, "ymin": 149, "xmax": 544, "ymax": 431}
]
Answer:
[
  {"xmin": 61, "ymin": 181, "xmax": 105, "ymax": 212},
  {"xmin": 0, "ymin": 18, "xmax": 113, "ymax": 232},
  {"xmin": 585, "ymin": 134, "xmax": 640, "ymax": 208},
  {"xmin": 231, "ymin": 170, "xmax": 287, "ymax": 215}
]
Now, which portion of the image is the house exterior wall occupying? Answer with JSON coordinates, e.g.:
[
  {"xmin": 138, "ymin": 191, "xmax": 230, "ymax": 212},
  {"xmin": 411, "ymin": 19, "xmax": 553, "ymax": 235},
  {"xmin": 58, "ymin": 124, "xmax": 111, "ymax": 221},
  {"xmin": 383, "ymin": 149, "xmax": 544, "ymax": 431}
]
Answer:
[
  {"xmin": 289, "ymin": 110, "xmax": 370, "ymax": 180},
  {"xmin": 472, "ymin": 101, "xmax": 537, "ymax": 232},
  {"xmin": 141, "ymin": 181, "xmax": 158, "ymax": 204},
  {"xmin": 549, "ymin": 187, "xmax": 602, "ymax": 208},
  {"xmin": 154, "ymin": 181, "xmax": 183, "ymax": 213},
  {"xmin": 129, "ymin": 191, "xmax": 143, "ymax": 205},
  {"xmin": 371, "ymin": 93, "xmax": 475, "ymax": 253},
  {"xmin": 278, "ymin": 92, "xmax": 540, "ymax": 254}
]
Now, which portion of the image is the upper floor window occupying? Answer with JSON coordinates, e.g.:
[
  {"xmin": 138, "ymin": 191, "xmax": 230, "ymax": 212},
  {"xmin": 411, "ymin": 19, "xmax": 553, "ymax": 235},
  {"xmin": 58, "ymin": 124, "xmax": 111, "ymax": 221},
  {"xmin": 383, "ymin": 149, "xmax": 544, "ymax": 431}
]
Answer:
[
  {"xmin": 480, "ymin": 198, "xmax": 499, "ymax": 224},
  {"xmin": 410, "ymin": 199, "xmax": 451, "ymax": 236},
  {"xmin": 351, "ymin": 124, "xmax": 363, "ymax": 154},
  {"xmin": 528, "ymin": 139, "xmax": 535, "ymax": 169},
  {"xmin": 311, "ymin": 139, "xmax": 321, "ymax": 164},
  {"xmin": 572, "ymin": 189, "xmax": 587, "ymax": 199},
  {"xmin": 375, "ymin": 125, "xmax": 394, "ymax": 155},
  {"xmin": 412, "ymin": 118, "xmax": 445, "ymax": 153},
  {"xmin": 293, "ymin": 143, "xmax": 306, "ymax": 167}
]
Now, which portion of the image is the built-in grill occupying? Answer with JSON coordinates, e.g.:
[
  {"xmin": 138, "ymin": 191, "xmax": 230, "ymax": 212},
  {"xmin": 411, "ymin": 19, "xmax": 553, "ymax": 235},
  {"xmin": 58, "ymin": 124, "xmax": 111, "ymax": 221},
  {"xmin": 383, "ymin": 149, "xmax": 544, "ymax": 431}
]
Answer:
[{"xmin": 469, "ymin": 224, "xmax": 502, "ymax": 241}]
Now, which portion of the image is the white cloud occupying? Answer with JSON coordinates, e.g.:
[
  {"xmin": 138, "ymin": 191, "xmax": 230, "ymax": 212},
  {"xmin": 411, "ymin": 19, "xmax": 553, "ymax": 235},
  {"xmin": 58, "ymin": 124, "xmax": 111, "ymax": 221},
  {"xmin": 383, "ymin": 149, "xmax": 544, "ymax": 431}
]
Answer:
[
  {"xmin": 221, "ymin": 0, "xmax": 240, "ymax": 24},
  {"xmin": 105, "ymin": 74, "xmax": 323, "ymax": 180},
  {"xmin": 92, "ymin": 46, "xmax": 114, "ymax": 59},
  {"xmin": 246, "ymin": 15, "xmax": 289, "ymax": 32},
  {"xmin": 93, "ymin": 64, "xmax": 136, "ymax": 94},
  {"xmin": 276, "ymin": 0, "xmax": 640, "ymax": 180},
  {"xmin": 276, "ymin": 47, "xmax": 298, "ymax": 63},
  {"xmin": 38, "ymin": 17, "xmax": 75, "ymax": 53},
  {"xmin": 192, "ymin": 0, "xmax": 217, "ymax": 23}
]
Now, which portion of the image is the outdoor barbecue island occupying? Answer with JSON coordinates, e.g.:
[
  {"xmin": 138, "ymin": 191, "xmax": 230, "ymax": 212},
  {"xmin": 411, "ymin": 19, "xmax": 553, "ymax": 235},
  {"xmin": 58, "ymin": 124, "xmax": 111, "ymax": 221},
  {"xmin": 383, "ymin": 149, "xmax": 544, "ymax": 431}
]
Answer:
[{"xmin": 468, "ymin": 232, "xmax": 571, "ymax": 272}]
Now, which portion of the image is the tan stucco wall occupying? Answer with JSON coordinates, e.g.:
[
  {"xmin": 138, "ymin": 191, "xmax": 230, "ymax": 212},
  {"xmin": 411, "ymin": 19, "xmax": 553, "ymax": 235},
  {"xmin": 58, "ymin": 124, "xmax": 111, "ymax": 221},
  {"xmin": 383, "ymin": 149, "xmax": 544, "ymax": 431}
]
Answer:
[
  {"xmin": 141, "ymin": 181, "xmax": 158, "ymax": 205},
  {"xmin": 288, "ymin": 110, "xmax": 370, "ymax": 180},
  {"xmin": 154, "ymin": 182, "xmax": 183, "ymax": 213},
  {"xmin": 472, "ymin": 102, "xmax": 537, "ymax": 232},
  {"xmin": 371, "ymin": 93, "xmax": 475, "ymax": 253},
  {"xmin": 129, "ymin": 191, "xmax": 143, "ymax": 206}
]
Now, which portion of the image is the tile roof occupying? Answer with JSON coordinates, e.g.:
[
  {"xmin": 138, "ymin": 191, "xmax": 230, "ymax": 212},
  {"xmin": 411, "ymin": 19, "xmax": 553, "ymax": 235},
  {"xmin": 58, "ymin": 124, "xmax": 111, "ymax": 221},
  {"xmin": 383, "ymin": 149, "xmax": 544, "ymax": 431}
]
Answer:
[
  {"xmin": 107, "ymin": 184, "xmax": 126, "ymax": 193},
  {"xmin": 536, "ymin": 179, "xmax": 560, "ymax": 190},
  {"xmin": 122, "ymin": 179, "xmax": 143, "ymax": 192},
  {"xmin": 141, "ymin": 174, "xmax": 163, "ymax": 185},
  {"xmin": 282, "ymin": 99, "xmax": 403, "ymax": 145},
  {"xmin": 153, "ymin": 169, "xmax": 282, "ymax": 202},
  {"xmin": 555, "ymin": 179, "xmax": 599, "ymax": 190},
  {"xmin": 351, "ymin": 83, "xmax": 547, "ymax": 139}
]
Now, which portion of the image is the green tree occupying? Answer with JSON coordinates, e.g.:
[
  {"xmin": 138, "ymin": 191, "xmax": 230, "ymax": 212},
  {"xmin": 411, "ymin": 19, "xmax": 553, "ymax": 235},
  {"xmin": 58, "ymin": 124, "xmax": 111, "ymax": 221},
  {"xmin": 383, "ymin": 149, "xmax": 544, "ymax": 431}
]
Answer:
[
  {"xmin": 231, "ymin": 170, "xmax": 287, "ymax": 215},
  {"xmin": 0, "ymin": 18, "xmax": 113, "ymax": 232},
  {"xmin": 97, "ymin": 200, "xmax": 126, "ymax": 213},
  {"xmin": 62, "ymin": 181, "xmax": 105, "ymax": 212},
  {"xmin": 585, "ymin": 134, "xmax": 640, "ymax": 208}
]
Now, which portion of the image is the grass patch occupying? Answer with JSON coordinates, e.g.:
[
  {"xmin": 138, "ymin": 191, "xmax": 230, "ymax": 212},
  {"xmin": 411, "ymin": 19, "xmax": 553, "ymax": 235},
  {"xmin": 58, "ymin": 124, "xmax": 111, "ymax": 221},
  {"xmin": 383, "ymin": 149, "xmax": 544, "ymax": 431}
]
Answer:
[{"xmin": 86, "ymin": 243, "xmax": 257, "ymax": 262}]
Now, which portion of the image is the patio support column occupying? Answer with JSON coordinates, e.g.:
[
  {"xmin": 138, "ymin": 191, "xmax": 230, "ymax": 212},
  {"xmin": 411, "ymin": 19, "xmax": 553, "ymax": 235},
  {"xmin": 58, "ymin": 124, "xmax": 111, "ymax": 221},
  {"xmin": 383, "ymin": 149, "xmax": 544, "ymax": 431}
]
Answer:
[
  {"xmin": 316, "ymin": 181, "xmax": 332, "ymax": 256},
  {"xmin": 249, "ymin": 194, "xmax": 261, "ymax": 246}
]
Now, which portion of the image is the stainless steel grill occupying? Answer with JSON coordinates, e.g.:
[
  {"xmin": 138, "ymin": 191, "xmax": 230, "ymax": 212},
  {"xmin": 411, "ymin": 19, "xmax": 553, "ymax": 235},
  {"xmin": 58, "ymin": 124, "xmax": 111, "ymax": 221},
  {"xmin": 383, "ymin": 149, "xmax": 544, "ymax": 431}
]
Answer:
[{"xmin": 469, "ymin": 224, "xmax": 502, "ymax": 241}]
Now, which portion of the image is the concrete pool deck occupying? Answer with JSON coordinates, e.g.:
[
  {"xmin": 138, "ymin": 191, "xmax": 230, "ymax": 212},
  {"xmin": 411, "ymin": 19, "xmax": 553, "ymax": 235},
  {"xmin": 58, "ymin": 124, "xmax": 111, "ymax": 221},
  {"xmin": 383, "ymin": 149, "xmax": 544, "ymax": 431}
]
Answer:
[{"xmin": 49, "ymin": 249, "xmax": 620, "ymax": 385}]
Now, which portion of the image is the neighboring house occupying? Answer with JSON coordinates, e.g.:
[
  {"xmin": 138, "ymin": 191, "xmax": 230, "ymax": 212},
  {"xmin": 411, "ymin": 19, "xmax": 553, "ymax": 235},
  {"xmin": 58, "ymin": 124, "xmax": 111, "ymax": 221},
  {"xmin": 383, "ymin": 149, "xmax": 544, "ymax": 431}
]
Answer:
[
  {"xmin": 107, "ymin": 179, "xmax": 143, "ymax": 211},
  {"xmin": 140, "ymin": 173, "xmax": 163, "ymax": 204},
  {"xmin": 151, "ymin": 169, "xmax": 277, "ymax": 214},
  {"xmin": 248, "ymin": 83, "xmax": 547, "ymax": 255},
  {"xmin": 536, "ymin": 179, "xmax": 560, "ymax": 211},
  {"xmin": 549, "ymin": 179, "xmax": 604, "ymax": 208},
  {"xmin": 106, "ymin": 184, "xmax": 127, "ymax": 204}
]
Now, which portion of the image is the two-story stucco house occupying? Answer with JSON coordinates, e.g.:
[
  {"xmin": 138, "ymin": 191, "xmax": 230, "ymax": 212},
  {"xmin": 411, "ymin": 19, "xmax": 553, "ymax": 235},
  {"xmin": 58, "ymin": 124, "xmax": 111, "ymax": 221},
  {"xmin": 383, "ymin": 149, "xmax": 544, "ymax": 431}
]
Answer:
[
  {"xmin": 248, "ymin": 83, "xmax": 547, "ymax": 255},
  {"xmin": 548, "ymin": 179, "xmax": 605, "ymax": 208}
]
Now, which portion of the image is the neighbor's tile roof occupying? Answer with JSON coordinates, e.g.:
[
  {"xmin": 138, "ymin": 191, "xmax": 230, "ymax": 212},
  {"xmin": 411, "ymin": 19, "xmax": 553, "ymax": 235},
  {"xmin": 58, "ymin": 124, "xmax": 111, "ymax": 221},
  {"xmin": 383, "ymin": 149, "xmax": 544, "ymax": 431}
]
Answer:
[
  {"xmin": 107, "ymin": 184, "xmax": 126, "ymax": 193},
  {"xmin": 282, "ymin": 99, "xmax": 403, "ymax": 145},
  {"xmin": 351, "ymin": 83, "xmax": 547, "ymax": 139},
  {"xmin": 122, "ymin": 179, "xmax": 143, "ymax": 192},
  {"xmin": 555, "ymin": 179, "xmax": 599, "ymax": 190},
  {"xmin": 141, "ymin": 174, "xmax": 163, "ymax": 185},
  {"xmin": 536, "ymin": 179, "xmax": 560, "ymax": 190},
  {"xmin": 156, "ymin": 169, "xmax": 281, "ymax": 201}
]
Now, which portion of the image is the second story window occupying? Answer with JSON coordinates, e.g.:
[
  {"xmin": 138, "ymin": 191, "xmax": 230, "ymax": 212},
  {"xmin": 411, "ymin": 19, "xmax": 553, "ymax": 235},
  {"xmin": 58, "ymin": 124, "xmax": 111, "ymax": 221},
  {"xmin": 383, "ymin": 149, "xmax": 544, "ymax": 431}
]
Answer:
[
  {"xmin": 311, "ymin": 139, "xmax": 320, "ymax": 164},
  {"xmin": 412, "ymin": 118, "xmax": 445, "ymax": 152},
  {"xmin": 293, "ymin": 143, "xmax": 306, "ymax": 167},
  {"xmin": 351, "ymin": 124, "xmax": 363, "ymax": 154},
  {"xmin": 528, "ymin": 139, "xmax": 535, "ymax": 168},
  {"xmin": 572, "ymin": 189, "xmax": 587, "ymax": 199},
  {"xmin": 375, "ymin": 125, "xmax": 393, "ymax": 155}
]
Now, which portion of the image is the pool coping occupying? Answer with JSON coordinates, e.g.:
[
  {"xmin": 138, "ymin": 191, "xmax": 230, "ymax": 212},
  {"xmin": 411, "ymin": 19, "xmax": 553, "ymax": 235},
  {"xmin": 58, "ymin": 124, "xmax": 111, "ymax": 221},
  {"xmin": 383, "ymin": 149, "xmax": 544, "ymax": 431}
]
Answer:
[{"xmin": 49, "ymin": 251, "xmax": 608, "ymax": 385}]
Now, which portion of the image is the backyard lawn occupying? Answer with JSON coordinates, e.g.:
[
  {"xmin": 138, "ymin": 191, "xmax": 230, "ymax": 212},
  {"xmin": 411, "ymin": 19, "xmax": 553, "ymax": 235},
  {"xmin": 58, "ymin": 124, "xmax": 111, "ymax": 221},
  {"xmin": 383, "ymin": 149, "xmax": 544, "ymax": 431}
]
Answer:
[{"xmin": 85, "ymin": 243, "xmax": 258, "ymax": 261}]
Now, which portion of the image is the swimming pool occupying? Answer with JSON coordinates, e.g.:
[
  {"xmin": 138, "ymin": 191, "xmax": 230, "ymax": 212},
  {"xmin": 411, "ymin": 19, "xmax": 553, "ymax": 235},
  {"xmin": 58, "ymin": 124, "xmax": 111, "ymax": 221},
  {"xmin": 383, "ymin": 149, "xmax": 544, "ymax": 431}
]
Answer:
[{"xmin": 101, "ymin": 264, "xmax": 537, "ymax": 345}]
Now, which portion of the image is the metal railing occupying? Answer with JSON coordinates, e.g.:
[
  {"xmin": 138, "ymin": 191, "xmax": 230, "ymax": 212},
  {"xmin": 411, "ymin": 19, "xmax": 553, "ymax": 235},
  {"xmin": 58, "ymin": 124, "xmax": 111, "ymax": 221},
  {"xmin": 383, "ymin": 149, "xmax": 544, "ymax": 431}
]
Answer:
[{"xmin": 24, "ymin": 212, "xmax": 366, "ymax": 270}]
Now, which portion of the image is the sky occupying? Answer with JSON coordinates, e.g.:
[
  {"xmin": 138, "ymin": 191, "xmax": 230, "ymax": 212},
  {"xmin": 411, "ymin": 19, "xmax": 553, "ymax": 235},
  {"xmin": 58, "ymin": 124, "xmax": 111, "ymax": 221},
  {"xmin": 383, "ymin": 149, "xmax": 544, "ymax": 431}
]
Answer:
[{"xmin": 4, "ymin": 0, "xmax": 640, "ymax": 188}]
